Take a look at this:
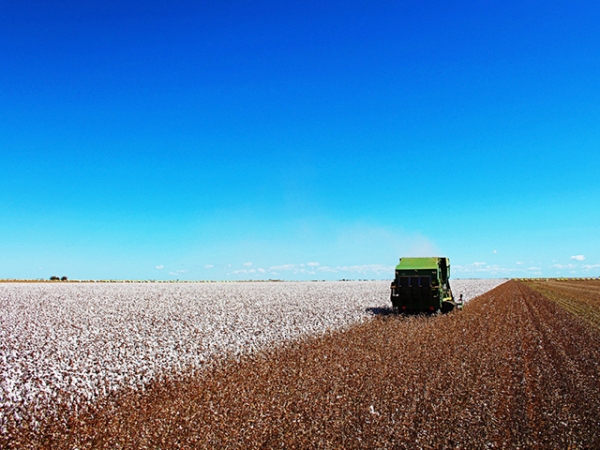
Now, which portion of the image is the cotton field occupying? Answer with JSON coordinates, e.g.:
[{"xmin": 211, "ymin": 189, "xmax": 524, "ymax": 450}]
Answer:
[{"xmin": 0, "ymin": 279, "xmax": 505, "ymax": 432}]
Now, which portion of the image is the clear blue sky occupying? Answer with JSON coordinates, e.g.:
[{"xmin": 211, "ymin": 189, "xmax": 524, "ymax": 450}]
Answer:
[{"xmin": 1, "ymin": 1, "xmax": 599, "ymax": 280}]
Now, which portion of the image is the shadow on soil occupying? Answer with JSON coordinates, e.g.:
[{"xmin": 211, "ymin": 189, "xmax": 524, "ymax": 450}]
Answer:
[
  {"xmin": 365, "ymin": 307, "xmax": 396, "ymax": 316},
  {"xmin": 366, "ymin": 307, "xmax": 445, "ymax": 317}
]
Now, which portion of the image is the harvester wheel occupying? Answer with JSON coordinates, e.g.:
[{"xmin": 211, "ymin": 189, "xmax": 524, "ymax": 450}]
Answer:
[{"xmin": 441, "ymin": 301, "xmax": 455, "ymax": 314}]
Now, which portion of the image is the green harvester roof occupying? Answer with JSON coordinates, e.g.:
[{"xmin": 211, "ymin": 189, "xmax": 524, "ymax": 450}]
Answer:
[{"xmin": 396, "ymin": 257, "xmax": 441, "ymax": 270}]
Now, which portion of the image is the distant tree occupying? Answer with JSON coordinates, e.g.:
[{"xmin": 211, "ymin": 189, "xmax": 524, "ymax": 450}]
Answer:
[
  {"xmin": 50, "ymin": 276, "xmax": 60, "ymax": 281},
  {"xmin": 61, "ymin": 276, "xmax": 68, "ymax": 281}
]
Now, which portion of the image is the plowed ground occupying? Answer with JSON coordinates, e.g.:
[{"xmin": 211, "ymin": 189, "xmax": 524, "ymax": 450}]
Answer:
[
  {"xmin": 5, "ymin": 281, "xmax": 600, "ymax": 449},
  {"xmin": 525, "ymin": 279, "xmax": 600, "ymax": 330}
]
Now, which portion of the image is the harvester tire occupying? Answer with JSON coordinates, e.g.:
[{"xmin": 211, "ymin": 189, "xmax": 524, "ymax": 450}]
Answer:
[{"xmin": 441, "ymin": 301, "xmax": 455, "ymax": 314}]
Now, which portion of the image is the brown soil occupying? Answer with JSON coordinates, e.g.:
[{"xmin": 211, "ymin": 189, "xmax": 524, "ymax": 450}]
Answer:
[
  {"xmin": 4, "ymin": 280, "xmax": 600, "ymax": 449},
  {"xmin": 525, "ymin": 279, "xmax": 600, "ymax": 330}
]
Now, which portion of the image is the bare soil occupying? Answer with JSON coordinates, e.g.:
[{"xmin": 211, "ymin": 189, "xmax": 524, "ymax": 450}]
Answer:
[{"xmin": 525, "ymin": 279, "xmax": 600, "ymax": 330}]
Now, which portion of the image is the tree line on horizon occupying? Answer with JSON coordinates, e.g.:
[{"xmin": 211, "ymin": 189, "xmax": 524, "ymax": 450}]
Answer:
[{"xmin": 49, "ymin": 276, "xmax": 68, "ymax": 281}]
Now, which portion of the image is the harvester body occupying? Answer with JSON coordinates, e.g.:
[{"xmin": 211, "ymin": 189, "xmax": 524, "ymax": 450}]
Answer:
[{"xmin": 390, "ymin": 257, "xmax": 460, "ymax": 313}]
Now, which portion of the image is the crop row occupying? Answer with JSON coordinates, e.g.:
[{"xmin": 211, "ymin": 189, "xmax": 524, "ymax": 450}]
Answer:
[{"xmin": 524, "ymin": 279, "xmax": 600, "ymax": 330}]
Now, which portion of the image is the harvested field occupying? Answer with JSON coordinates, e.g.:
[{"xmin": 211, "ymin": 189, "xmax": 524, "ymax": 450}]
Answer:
[
  {"xmin": 525, "ymin": 279, "xmax": 600, "ymax": 330},
  {"xmin": 3, "ymin": 280, "xmax": 599, "ymax": 448}
]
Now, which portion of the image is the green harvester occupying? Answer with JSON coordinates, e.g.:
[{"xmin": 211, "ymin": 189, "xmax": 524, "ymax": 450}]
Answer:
[{"xmin": 390, "ymin": 257, "xmax": 462, "ymax": 314}]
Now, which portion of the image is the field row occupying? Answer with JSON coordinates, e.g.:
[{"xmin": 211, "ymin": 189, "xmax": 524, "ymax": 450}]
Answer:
[
  {"xmin": 6, "ymin": 280, "xmax": 599, "ymax": 448},
  {"xmin": 0, "ymin": 279, "xmax": 504, "ymax": 436},
  {"xmin": 524, "ymin": 279, "xmax": 600, "ymax": 329}
]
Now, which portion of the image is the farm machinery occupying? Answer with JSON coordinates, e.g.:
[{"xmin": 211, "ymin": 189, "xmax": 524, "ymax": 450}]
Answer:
[{"xmin": 390, "ymin": 257, "xmax": 462, "ymax": 314}]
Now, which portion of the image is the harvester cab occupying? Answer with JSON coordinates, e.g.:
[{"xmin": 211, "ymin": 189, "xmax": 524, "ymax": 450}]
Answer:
[{"xmin": 390, "ymin": 257, "xmax": 461, "ymax": 314}]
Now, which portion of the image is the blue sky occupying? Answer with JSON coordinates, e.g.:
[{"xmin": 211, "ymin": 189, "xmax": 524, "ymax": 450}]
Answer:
[{"xmin": 1, "ymin": 0, "xmax": 599, "ymax": 280}]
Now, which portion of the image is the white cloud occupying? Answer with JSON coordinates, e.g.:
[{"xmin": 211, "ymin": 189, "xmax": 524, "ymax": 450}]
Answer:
[
  {"xmin": 571, "ymin": 255, "xmax": 585, "ymax": 261},
  {"xmin": 257, "ymin": 268, "xmax": 266, "ymax": 273},
  {"xmin": 243, "ymin": 262, "xmax": 253, "ymax": 267},
  {"xmin": 551, "ymin": 264, "xmax": 576, "ymax": 270},
  {"xmin": 453, "ymin": 261, "xmax": 553, "ymax": 276},
  {"xmin": 266, "ymin": 263, "xmax": 393, "ymax": 276},
  {"xmin": 168, "ymin": 269, "xmax": 188, "ymax": 275},
  {"xmin": 232, "ymin": 268, "xmax": 256, "ymax": 274},
  {"xmin": 493, "ymin": 250, "xmax": 497, "ymax": 254},
  {"xmin": 269, "ymin": 264, "xmax": 301, "ymax": 271},
  {"xmin": 204, "ymin": 264, "xmax": 214, "ymax": 269},
  {"xmin": 267, "ymin": 264, "xmax": 312, "ymax": 275},
  {"xmin": 317, "ymin": 264, "xmax": 394, "ymax": 274},
  {"xmin": 155, "ymin": 265, "xmax": 164, "ymax": 270},
  {"xmin": 453, "ymin": 262, "xmax": 518, "ymax": 276},
  {"xmin": 583, "ymin": 264, "xmax": 600, "ymax": 270}
]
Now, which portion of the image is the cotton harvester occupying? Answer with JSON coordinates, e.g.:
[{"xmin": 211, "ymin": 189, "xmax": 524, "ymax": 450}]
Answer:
[{"xmin": 390, "ymin": 257, "xmax": 462, "ymax": 314}]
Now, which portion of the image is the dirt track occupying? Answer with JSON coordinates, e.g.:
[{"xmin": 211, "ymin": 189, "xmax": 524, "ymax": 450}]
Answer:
[{"xmin": 5, "ymin": 280, "xmax": 600, "ymax": 449}]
